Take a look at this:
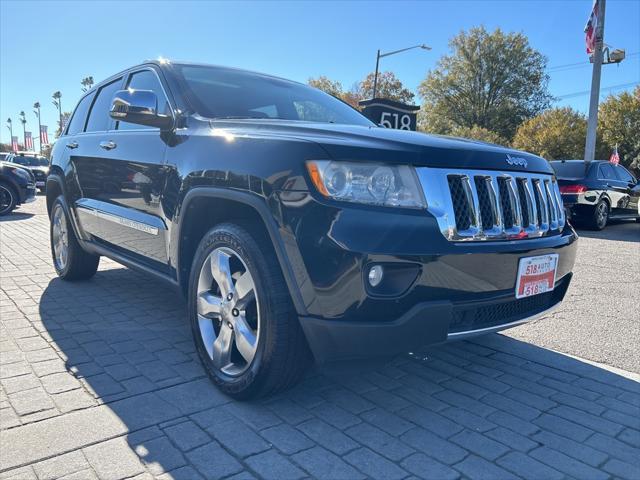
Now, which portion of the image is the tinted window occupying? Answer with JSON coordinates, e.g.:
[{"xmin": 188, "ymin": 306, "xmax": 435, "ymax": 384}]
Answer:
[
  {"xmin": 614, "ymin": 165, "xmax": 635, "ymax": 183},
  {"xmin": 174, "ymin": 65, "xmax": 372, "ymax": 126},
  {"xmin": 10, "ymin": 155, "xmax": 48, "ymax": 167},
  {"xmin": 550, "ymin": 162, "xmax": 587, "ymax": 179},
  {"xmin": 118, "ymin": 70, "xmax": 170, "ymax": 130},
  {"xmin": 66, "ymin": 92, "xmax": 95, "ymax": 135},
  {"xmin": 85, "ymin": 79, "xmax": 122, "ymax": 132},
  {"xmin": 598, "ymin": 163, "xmax": 617, "ymax": 180}
]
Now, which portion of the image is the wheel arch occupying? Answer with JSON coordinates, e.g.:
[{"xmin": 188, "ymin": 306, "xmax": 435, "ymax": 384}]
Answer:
[{"xmin": 176, "ymin": 187, "xmax": 307, "ymax": 315}]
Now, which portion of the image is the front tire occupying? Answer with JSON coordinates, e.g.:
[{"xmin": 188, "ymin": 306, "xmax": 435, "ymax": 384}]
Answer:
[
  {"xmin": 50, "ymin": 197, "xmax": 100, "ymax": 280},
  {"xmin": 588, "ymin": 199, "xmax": 609, "ymax": 230},
  {"xmin": 0, "ymin": 182, "xmax": 17, "ymax": 216},
  {"xmin": 188, "ymin": 222, "xmax": 311, "ymax": 399}
]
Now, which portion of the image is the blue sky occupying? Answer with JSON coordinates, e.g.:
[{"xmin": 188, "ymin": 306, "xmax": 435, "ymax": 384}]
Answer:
[{"xmin": 1, "ymin": 0, "xmax": 639, "ymax": 146}]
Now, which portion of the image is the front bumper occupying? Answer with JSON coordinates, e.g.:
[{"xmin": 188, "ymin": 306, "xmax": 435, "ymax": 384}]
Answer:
[
  {"xmin": 20, "ymin": 185, "xmax": 37, "ymax": 204},
  {"xmin": 300, "ymin": 273, "xmax": 572, "ymax": 363}
]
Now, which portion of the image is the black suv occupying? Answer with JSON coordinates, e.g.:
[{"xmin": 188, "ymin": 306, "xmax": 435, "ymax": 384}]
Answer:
[
  {"xmin": 48, "ymin": 61, "xmax": 577, "ymax": 398},
  {"xmin": 0, "ymin": 160, "xmax": 36, "ymax": 215},
  {"xmin": 6, "ymin": 152, "xmax": 50, "ymax": 192},
  {"xmin": 551, "ymin": 160, "xmax": 640, "ymax": 230}
]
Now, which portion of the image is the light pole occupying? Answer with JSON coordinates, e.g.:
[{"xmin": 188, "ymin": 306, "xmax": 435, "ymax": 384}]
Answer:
[
  {"xmin": 6, "ymin": 118, "xmax": 12, "ymax": 146},
  {"xmin": 34, "ymin": 102, "xmax": 42, "ymax": 154},
  {"xmin": 19, "ymin": 111, "xmax": 26, "ymax": 150},
  {"xmin": 372, "ymin": 44, "xmax": 431, "ymax": 99},
  {"xmin": 584, "ymin": 0, "xmax": 606, "ymax": 166}
]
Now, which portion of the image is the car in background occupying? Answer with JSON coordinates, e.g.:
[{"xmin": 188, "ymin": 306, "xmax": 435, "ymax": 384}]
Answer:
[
  {"xmin": 550, "ymin": 160, "xmax": 640, "ymax": 230},
  {"xmin": 0, "ymin": 161, "xmax": 37, "ymax": 215},
  {"xmin": 6, "ymin": 152, "xmax": 50, "ymax": 192},
  {"xmin": 0, "ymin": 153, "xmax": 10, "ymax": 162}
]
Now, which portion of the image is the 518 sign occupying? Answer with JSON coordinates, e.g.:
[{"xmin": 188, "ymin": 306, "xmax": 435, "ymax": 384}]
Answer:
[
  {"xmin": 359, "ymin": 98, "xmax": 419, "ymax": 132},
  {"xmin": 380, "ymin": 111, "xmax": 412, "ymax": 130}
]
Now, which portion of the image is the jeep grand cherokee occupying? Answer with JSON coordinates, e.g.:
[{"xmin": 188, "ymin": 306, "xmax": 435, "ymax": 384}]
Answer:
[{"xmin": 47, "ymin": 61, "xmax": 577, "ymax": 398}]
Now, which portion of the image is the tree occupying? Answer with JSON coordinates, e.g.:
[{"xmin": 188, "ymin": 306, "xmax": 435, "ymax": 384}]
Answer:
[
  {"xmin": 308, "ymin": 76, "xmax": 344, "ymax": 98},
  {"xmin": 599, "ymin": 86, "xmax": 640, "ymax": 172},
  {"xmin": 419, "ymin": 26, "xmax": 553, "ymax": 140},
  {"xmin": 356, "ymin": 71, "xmax": 415, "ymax": 104},
  {"xmin": 81, "ymin": 76, "xmax": 95, "ymax": 92},
  {"xmin": 449, "ymin": 125, "xmax": 508, "ymax": 146},
  {"xmin": 512, "ymin": 107, "xmax": 608, "ymax": 160},
  {"xmin": 55, "ymin": 112, "xmax": 71, "ymax": 137}
]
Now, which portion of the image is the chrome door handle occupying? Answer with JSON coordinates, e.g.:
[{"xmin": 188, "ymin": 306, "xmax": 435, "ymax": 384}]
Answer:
[
  {"xmin": 99, "ymin": 141, "xmax": 117, "ymax": 150},
  {"xmin": 66, "ymin": 141, "xmax": 78, "ymax": 149}
]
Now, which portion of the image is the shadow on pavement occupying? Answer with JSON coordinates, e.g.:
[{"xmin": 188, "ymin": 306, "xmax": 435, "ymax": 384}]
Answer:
[
  {"xmin": 34, "ymin": 266, "xmax": 640, "ymax": 479},
  {"xmin": 576, "ymin": 221, "xmax": 640, "ymax": 243},
  {"xmin": 0, "ymin": 211, "xmax": 35, "ymax": 222}
]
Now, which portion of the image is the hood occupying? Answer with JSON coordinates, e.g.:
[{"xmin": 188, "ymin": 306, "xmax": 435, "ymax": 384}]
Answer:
[{"xmin": 208, "ymin": 119, "xmax": 553, "ymax": 174}]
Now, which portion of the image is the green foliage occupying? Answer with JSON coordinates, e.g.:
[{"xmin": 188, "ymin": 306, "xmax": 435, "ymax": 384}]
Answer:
[
  {"xmin": 599, "ymin": 86, "xmax": 640, "ymax": 172},
  {"xmin": 419, "ymin": 26, "xmax": 552, "ymax": 140},
  {"xmin": 511, "ymin": 107, "xmax": 608, "ymax": 160},
  {"xmin": 449, "ymin": 125, "xmax": 508, "ymax": 146},
  {"xmin": 357, "ymin": 71, "xmax": 415, "ymax": 103}
]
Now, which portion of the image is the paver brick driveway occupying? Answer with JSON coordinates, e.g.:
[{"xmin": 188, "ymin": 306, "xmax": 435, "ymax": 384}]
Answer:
[{"xmin": 1, "ymin": 197, "xmax": 639, "ymax": 480}]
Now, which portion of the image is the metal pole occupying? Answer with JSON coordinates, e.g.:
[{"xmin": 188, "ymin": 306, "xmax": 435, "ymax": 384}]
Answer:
[
  {"xmin": 584, "ymin": 0, "xmax": 606, "ymax": 166},
  {"xmin": 36, "ymin": 106, "xmax": 42, "ymax": 154},
  {"xmin": 372, "ymin": 50, "xmax": 380, "ymax": 99},
  {"xmin": 22, "ymin": 122, "xmax": 26, "ymax": 151}
]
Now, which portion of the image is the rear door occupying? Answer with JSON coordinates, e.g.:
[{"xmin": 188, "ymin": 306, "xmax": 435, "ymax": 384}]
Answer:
[
  {"xmin": 597, "ymin": 163, "xmax": 629, "ymax": 217},
  {"xmin": 613, "ymin": 164, "xmax": 640, "ymax": 217},
  {"xmin": 73, "ymin": 68, "xmax": 173, "ymax": 271}
]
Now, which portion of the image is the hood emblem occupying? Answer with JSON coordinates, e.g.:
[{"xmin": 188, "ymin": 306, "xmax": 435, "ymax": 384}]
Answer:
[{"xmin": 506, "ymin": 154, "xmax": 528, "ymax": 168}]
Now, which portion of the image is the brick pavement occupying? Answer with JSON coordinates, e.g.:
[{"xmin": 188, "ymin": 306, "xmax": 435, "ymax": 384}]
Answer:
[{"xmin": 1, "ymin": 197, "xmax": 639, "ymax": 480}]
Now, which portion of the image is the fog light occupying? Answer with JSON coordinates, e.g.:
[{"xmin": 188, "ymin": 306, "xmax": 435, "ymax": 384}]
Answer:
[{"xmin": 368, "ymin": 265, "xmax": 384, "ymax": 287}]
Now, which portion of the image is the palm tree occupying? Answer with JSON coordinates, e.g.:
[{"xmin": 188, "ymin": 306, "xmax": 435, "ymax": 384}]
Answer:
[
  {"xmin": 81, "ymin": 76, "xmax": 94, "ymax": 92},
  {"xmin": 6, "ymin": 118, "xmax": 13, "ymax": 148},
  {"xmin": 52, "ymin": 91, "xmax": 62, "ymax": 135}
]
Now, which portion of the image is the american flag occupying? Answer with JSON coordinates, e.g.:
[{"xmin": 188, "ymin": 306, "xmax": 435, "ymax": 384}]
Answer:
[
  {"xmin": 11, "ymin": 136, "xmax": 18, "ymax": 152},
  {"xmin": 25, "ymin": 132, "xmax": 33, "ymax": 151},
  {"xmin": 609, "ymin": 145, "xmax": 620, "ymax": 164},
  {"xmin": 584, "ymin": 0, "xmax": 599, "ymax": 54},
  {"xmin": 40, "ymin": 125, "xmax": 49, "ymax": 145}
]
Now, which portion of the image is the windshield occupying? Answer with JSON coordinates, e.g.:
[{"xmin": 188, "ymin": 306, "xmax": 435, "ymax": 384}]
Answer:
[
  {"xmin": 12, "ymin": 155, "xmax": 48, "ymax": 167},
  {"xmin": 550, "ymin": 161, "xmax": 587, "ymax": 179},
  {"xmin": 174, "ymin": 65, "xmax": 373, "ymax": 127}
]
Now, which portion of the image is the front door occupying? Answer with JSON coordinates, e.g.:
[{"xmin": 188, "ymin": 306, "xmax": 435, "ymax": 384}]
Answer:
[
  {"xmin": 73, "ymin": 69, "xmax": 172, "ymax": 270},
  {"xmin": 613, "ymin": 164, "xmax": 640, "ymax": 218}
]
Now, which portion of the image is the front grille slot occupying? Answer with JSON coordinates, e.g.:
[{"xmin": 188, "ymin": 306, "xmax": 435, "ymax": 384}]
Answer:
[{"xmin": 417, "ymin": 167, "xmax": 565, "ymax": 242}]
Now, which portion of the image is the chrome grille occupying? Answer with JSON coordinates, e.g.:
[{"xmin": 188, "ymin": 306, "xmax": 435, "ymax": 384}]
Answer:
[{"xmin": 416, "ymin": 167, "xmax": 565, "ymax": 241}]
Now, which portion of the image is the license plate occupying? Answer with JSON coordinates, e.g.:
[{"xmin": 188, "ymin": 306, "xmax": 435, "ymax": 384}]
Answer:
[{"xmin": 515, "ymin": 254, "xmax": 558, "ymax": 299}]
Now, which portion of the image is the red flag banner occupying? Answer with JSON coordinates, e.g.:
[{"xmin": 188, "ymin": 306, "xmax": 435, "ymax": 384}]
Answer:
[
  {"xmin": 25, "ymin": 132, "xmax": 33, "ymax": 151},
  {"xmin": 609, "ymin": 146, "xmax": 620, "ymax": 164},
  {"xmin": 11, "ymin": 136, "xmax": 18, "ymax": 152},
  {"xmin": 40, "ymin": 125, "xmax": 49, "ymax": 145},
  {"xmin": 584, "ymin": 0, "xmax": 599, "ymax": 54}
]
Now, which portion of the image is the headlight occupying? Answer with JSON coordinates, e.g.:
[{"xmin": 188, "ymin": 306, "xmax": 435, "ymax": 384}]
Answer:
[{"xmin": 306, "ymin": 160, "xmax": 426, "ymax": 209}]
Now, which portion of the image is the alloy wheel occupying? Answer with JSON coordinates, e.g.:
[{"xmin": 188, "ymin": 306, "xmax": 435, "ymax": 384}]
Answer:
[
  {"xmin": 596, "ymin": 202, "xmax": 608, "ymax": 229},
  {"xmin": 196, "ymin": 247, "xmax": 260, "ymax": 376},
  {"xmin": 51, "ymin": 205, "xmax": 69, "ymax": 271},
  {"xmin": 0, "ymin": 185, "xmax": 13, "ymax": 214}
]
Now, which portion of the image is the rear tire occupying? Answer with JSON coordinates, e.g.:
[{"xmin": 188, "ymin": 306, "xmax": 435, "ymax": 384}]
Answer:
[
  {"xmin": 0, "ymin": 182, "xmax": 17, "ymax": 216},
  {"xmin": 588, "ymin": 199, "xmax": 609, "ymax": 230},
  {"xmin": 188, "ymin": 222, "xmax": 311, "ymax": 399},
  {"xmin": 50, "ymin": 197, "xmax": 100, "ymax": 280}
]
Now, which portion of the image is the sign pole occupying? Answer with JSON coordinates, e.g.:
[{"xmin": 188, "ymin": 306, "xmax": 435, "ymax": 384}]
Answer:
[
  {"xmin": 372, "ymin": 50, "xmax": 380, "ymax": 99},
  {"xmin": 584, "ymin": 0, "xmax": 606, "ymax": 167}
]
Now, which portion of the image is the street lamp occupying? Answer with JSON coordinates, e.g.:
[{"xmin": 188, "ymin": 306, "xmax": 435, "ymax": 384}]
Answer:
[
  {"xmin": 19, "ymin": 111, "xmax": 26, "ymax": 150},
  {"xmin": 52, "ymin": 91, "xmax": 62, "ymax": 134},
  {"xmin": 372, "ymin": 44, "xmax": 431, "ymax": 99},
  {"xmin": 34, "ymin": 102, "xmax": 42, "ymax": 154}
]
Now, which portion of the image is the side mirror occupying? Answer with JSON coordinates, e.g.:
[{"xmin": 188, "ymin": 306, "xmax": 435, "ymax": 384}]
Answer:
[{"xmin": 109, "ymin": 89, "xmax": 172, "ymax": 130}]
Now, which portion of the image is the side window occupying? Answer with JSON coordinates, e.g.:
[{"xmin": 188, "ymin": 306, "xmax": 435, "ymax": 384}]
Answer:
[
  {"xmin": 117, "ymin": 70, "xmax": 169, "ymax": 130},
  {"xmin": 85, "ymin": 79, "xmax": 122, "ymax": 133},
  {"xmin": 66, "ymin": 92, "xmax": 95, "ymax": 136},
  {"xmin": 598, "ymin": 163, "xmax": 617, "ymax": 181},
  {"xmin": 614, "ymin": 165, "xmax": 635, "ymax": 183}
]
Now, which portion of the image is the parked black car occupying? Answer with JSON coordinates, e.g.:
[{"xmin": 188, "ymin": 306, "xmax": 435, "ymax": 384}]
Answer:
[
  {"xmin": 47, "ymin": 61, "xmax": 577, "ymax": 398},
  {"xmin": 0, "ymin": 161, "xmax": 37, "ymax": 215},
  {"xmin": 551, "ymin": 160, "xmax": 640, "ymax": 230},
  {"xmin": 6, "ymin": 152, "xmax": 50, "ymax": 192}
]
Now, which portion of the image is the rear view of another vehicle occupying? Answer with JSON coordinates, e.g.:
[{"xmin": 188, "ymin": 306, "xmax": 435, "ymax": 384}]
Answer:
[
  {"xmin": 551, "ymin": 160, "xmax": 640, "ymax": 230},
  {"xmin": 0, "ymin": 161, "xmax": 37, "ymax": 215}
]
